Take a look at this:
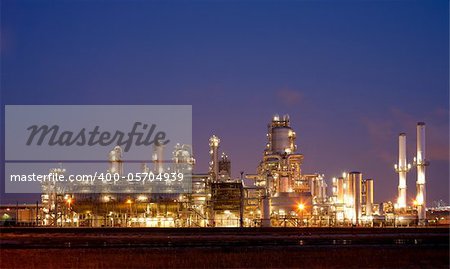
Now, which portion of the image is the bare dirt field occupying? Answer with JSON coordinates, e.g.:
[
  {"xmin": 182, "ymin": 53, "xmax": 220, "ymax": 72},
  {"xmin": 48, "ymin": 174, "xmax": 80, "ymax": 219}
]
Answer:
[
  {"xmin": 1, "ymin": 227, "xmax": 448, "ymax": 268},
  {"xmin": 1, "ymin": 245, "xmax": 449, "ymax": 269}
]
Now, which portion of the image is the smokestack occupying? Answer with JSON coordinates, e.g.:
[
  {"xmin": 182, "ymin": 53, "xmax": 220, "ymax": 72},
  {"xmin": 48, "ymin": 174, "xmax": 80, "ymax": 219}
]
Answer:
[
  {"xmin": 395, "ymin": 133, "xmax": 410, "ymax": 209},
  {"xmin": 415, "ymin": 122, "xmax": 428, "ymax": 224}
]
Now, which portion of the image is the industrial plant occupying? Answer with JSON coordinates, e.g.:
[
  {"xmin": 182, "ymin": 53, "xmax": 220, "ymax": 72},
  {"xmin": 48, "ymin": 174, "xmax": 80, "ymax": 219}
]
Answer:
[{"xmin": 2, "ymin": 115, "xmax": 438, "ymax": 228}]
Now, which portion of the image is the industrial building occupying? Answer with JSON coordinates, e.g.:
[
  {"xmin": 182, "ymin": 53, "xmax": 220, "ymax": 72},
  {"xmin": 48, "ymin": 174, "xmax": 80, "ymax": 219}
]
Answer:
[{"xmin": 18, "ymin": 115, "xmax": 433, "ymax": 227}]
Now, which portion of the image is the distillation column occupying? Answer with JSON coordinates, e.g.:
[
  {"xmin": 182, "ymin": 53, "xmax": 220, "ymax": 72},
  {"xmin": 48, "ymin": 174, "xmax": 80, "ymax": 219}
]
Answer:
[
  {"xmin": 109, "ymin": 146, "xmax": 123, "ymax": 176},
  {"xmin": 153, "ymin": 140, "xmax": 165, "ymax": 174},
  {"xmin": 415, "ymin": 122, "xmax": 428, "ymax": 224},
  {"xmin": 395, "ymin": 133, "xmax": 410, "ymax": 209},
  {"xmin": 209, "ymin": 135, "xmax": 220, "ymax": 182}
]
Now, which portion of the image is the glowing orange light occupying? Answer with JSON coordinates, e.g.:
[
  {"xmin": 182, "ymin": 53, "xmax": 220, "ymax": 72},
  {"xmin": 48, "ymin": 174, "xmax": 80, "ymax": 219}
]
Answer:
[{"xmin": 298, "ymin": 203, "xmax": 305, "ymax": 211}]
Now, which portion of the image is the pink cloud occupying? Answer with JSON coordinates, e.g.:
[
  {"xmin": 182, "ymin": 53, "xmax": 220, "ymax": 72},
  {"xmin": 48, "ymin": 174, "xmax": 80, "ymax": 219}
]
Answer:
[{"xmin": 277, "ymin": 88, "xmax": 303, "ymax": 106}]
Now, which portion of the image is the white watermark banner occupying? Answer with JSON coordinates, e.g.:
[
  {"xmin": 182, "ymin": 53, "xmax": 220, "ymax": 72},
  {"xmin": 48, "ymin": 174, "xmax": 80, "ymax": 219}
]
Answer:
[{"xmin": 5, "ymin": 105, "xmax": 193, "ymax": 193}]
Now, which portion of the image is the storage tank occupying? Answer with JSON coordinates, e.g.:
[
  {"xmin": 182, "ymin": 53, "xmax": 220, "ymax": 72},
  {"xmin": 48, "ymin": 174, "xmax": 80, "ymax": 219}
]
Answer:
[
  {"xmin": 345, "ymin": 172, "xmax": 363, "ymax": 225},
  {"xmin": 365, "ymin": 179, "xmax": 373, "ymax": 216},
  {"xmin": 267, "ymin": 114, "xmax": 296, "ymax": 155},
  {"xmin": 271, "ymin": 127, "xmax": 292, "ymax": 154},
  {"xmin": 344, "ymin": 174, "xmax": 353, "ymax": 205},
  {"xmin": 350, "ymin": 172, "xmax": 363, "ymax": 225}
]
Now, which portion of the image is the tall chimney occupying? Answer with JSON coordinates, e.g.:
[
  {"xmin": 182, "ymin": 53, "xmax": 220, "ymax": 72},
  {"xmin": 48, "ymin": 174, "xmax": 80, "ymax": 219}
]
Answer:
[
  {"xmin": 415, "ymin": 122, "xmax": 427, "ymax": 224},
  {"xmin": 395, "ymin": 133, "xmax": 410, "ymax": 209}
]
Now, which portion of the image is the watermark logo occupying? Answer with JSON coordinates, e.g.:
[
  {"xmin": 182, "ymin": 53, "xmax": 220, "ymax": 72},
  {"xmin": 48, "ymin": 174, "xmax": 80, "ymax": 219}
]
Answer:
[{"xmin": 26, "ymin": 122, "xmax": 170, "ymax": 152}]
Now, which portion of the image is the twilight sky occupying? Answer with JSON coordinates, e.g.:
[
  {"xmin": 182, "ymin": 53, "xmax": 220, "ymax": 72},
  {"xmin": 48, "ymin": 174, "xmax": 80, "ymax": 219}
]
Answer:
[{"xmin": 1, "ymin": 0, "xmax": 448, "ymax": 204}]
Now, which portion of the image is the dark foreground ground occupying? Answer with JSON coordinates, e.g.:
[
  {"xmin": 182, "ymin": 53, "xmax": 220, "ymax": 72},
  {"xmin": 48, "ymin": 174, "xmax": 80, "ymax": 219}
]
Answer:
[{"xmin": 1, "ymin": 227, "xmax": 449, "ymax": 268}]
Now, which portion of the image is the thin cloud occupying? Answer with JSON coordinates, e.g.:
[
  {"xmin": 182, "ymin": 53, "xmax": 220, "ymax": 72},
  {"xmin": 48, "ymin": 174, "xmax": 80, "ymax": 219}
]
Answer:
[{"xmin": 277, "ymin": 88, "xmax": 303, "ymax": 106}]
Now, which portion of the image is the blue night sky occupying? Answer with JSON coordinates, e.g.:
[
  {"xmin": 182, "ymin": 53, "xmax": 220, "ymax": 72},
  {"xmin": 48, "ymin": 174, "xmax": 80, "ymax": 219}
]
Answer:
[{"xmin": 1, "ymin": 0, "xmax": 448, "ymax": 204}]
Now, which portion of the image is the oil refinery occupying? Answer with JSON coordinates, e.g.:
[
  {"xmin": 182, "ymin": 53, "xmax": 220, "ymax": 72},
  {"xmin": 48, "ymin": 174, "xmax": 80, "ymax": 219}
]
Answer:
[{"xmin": 3, "ymin": 115, "xmax": 441, "ymax": 228}]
